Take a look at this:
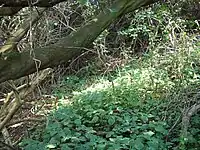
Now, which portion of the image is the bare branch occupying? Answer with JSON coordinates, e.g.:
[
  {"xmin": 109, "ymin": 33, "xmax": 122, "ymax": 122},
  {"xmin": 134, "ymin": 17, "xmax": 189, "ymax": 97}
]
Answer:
[
  {"xmin": 0, "ymin": 0, "xmax": 158, "ymax": 83},
  {"xmin": 0, "ymin": 8, "xmax": 46, "ymax": 55},
  {"xmin": 181, "ymin": 103, "xmax": 200, "ymax": 138}
]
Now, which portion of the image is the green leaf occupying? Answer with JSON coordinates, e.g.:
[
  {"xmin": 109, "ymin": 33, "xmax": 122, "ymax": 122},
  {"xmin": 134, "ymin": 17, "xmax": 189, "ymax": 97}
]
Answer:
[
  {"xmin": 97, "ymin": 144, "xmax": 106, "ymax": 150},
  {"xmin": 143, "ymin": 131, "xmax": 155, "ymax": 137},
  {"xmin": 140, "ymin": 115, "xmax": 148, "ymax": 122},
  {"xmin": 120, "ymin": 138, "xmax": 130, "ymax": 144},
  {"xmin": 46, "ymin": 144, "xmax": 56, "ymax": 149},
  {"xmin": 78, "ymin": 0, "xmax": 88, "ymax": 5},
  {"xmin": 91, "ymin": 116, "xmax": 99, "ymax": 123},
  {"xmin": 106, "ymin": 132, "xmax": 114, "ymax": 138},
  {"xmin": 112, "ymin": 144, "xmax": 121, "ymax": 149},
  {"xmin": 49, "ymin": 137, "xmax": 60, "ymax": 146},
  {"xmin": 71, "ymin": 137, "xmax": 80, "ymax": 143},
  {"xmin": 109, "ymin": 8, "xmax": 118, "ymax": 13},
  {"xmin": 155, "ymin": 125, "xmax": 166, "ymax": 133},
  {"xmin": 61, "ymin": 144, "xmax": 71, "ymax": 150},
  {"xmin": 147, "ymin": 140, "xmax": 159, "ymax": 149},
  {"xmin": 74, "ymin": 119, "xmax": 82, "ymax": 126},
  {"xmin": 134, "ymin": 138, "xmax": 144, "ymax": 150},
  {"xmin": 108, "ymin": 116, "xmax": 115, "ymax": 125}
]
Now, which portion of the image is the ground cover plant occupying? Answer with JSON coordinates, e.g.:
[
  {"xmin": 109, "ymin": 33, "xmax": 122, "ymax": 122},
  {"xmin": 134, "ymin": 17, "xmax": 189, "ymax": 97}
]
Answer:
[
  {"xmin": 20, "ymin": 39, "xmax": 200, "ymax": 149},
  {"xmin": 0, "ymin": 1, "xmax": 200, "ymax": 150},
  {"xmin": 19, "ymin": 1, "xmax": 200, "ymax": 149}
]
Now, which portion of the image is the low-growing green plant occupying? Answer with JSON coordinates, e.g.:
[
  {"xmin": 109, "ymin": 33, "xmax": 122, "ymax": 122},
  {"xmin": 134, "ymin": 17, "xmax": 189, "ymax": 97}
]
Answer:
[
  {"xmin": 20, "ymin": 60, "xmax": 178, "ymax": 150},
  {"xmin": 20, "ymin": 35, "xmax": 200, "ymax": 148},
  {"xmin": 20, "ymin": 1, "xmax": 200, "ymax": 149},
  {"xmin": 20, "ymin": 96, "xmax": 170, "ymax": 150}
]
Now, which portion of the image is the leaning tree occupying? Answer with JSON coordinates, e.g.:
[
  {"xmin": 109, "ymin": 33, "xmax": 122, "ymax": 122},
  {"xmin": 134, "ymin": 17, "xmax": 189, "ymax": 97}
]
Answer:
[
  {"xmin": 0, "ymin": 0, "xmax": 160, "ymax": 137},
  {"xmin": 0, "ymin": 0, "xmax": 159, "ymax": 83},
  {"xmin": 1, "ymin": 0, "xmax": 200, "ymax": 148}
]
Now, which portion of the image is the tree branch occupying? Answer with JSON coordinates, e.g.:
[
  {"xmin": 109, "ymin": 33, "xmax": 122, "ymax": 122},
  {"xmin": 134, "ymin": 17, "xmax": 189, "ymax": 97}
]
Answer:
[
  {"xmin": 182, "ymin": 103, "xmax": 200, "ymax": 138},
  {"xmin": 0, "ymin": 0, "xmax": 158, "ymax": 83},
  {"xmin": 0, "ymin": 7, "xmax": 22, "ymax": 16},
  {"xmin": 0, "ymin": 8, "xmax": 46, "ymax": 55}
]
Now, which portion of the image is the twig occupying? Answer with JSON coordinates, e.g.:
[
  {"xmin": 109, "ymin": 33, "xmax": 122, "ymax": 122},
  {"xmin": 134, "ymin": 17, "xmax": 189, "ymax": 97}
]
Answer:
[
  {"xmin": 8, "ymin": 118, "xmax": 46, "ymax": 127},
  {"xmin": 0, "ymin": 140, "xmax": 16, "ymax": 150},
  {"xmin": 0, "ymin": 90, "xmax": 22, "ymax": 131},
  {"xmin": 165, "ymin": 114, "xmax": 182, "ymax": 141},
  {"xmin": 3, "ymin": 83, "xmax": 29, "ymax": 108},
  {"xmin": 181, "ymin": 103, "xmax": 200, "ymax": 138},
  {"xmin": 0, "ymin": 68, "xmax": 53, "ymax": 131},
  {"xmin": 2, "ymin": 127, "xmax": 12, "ymax": 146}
]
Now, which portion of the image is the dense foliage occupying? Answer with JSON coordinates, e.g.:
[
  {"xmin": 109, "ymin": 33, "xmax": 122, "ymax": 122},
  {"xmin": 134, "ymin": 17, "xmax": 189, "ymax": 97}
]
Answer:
[
  {"xmin": 18, "ymin": 1, "xmax": 200, "ymax": 150},
  {"xmin": 20, "ymin": 50, "xmax": 200, "ymax": 150}
]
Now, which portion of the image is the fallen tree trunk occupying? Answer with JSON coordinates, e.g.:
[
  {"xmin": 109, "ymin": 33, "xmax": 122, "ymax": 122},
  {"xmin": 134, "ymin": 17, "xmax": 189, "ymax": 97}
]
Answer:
[
  {"xmin": 0, "ymin": 8, "xmax": 46, "ymax": 54},
  {"xmin": 0, "ymin": 0, "xmax": 157, "ymax": 83},
  {"xmin": 0, "ymin": 7, "xmax": 22, "ymax": 16}
]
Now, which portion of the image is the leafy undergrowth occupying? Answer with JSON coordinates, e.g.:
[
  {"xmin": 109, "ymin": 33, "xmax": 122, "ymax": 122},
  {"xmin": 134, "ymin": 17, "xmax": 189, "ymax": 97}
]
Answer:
[
  {"xmin": 20, "ymin": 30, "xmax": 200, "ymax": 149},
  {"xmin": 19, "ymin": 46, "xmax": 200, "ymax": 149},
  {"xmin": 19, "ymin": 1, "xmax": 200, "ymax": 149},
  {"xmin": 20, "ymin": 73, "xmax": 171, "ymax": 149}
]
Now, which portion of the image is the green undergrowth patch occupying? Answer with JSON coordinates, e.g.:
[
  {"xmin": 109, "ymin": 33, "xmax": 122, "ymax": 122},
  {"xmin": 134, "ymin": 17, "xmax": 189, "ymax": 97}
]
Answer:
[
  {"xmin": 20, "ymin": 88, "xmax": 170, "ymax": 149},
  {"xmin": 20, "ymin": 36, "xmax": 200, "ymax": 149},
  {"xmin": 20, "ymin": 58, "xmax": 174, "ymax": 149},
  {"xmin": 20, "ymin": 48, "xmax": 200, "ymax": 150},
  {"xmin": 20, "ymin": 1, "xmax": 200, "ymax": 149},
  {"xmin": 186, "ymin": 113, "xmax": 200, "ymax": 148},
  {"xmin": 20, "ymin": 41, "xmax": 200, "ymax": 149}
]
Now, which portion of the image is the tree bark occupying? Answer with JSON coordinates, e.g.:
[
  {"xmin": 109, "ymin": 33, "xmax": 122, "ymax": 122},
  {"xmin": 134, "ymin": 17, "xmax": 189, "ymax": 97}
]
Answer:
[
  {"xmin": 0, "ymin": 0, "xmax": 158, "ymax": 83},
  {"xmin": 0, "ymin": 8, "xmax": 46, "ymax": 54},
  {"xmin": 0, "ymin": 7, "xmax": 22, "ymax": 16}
]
